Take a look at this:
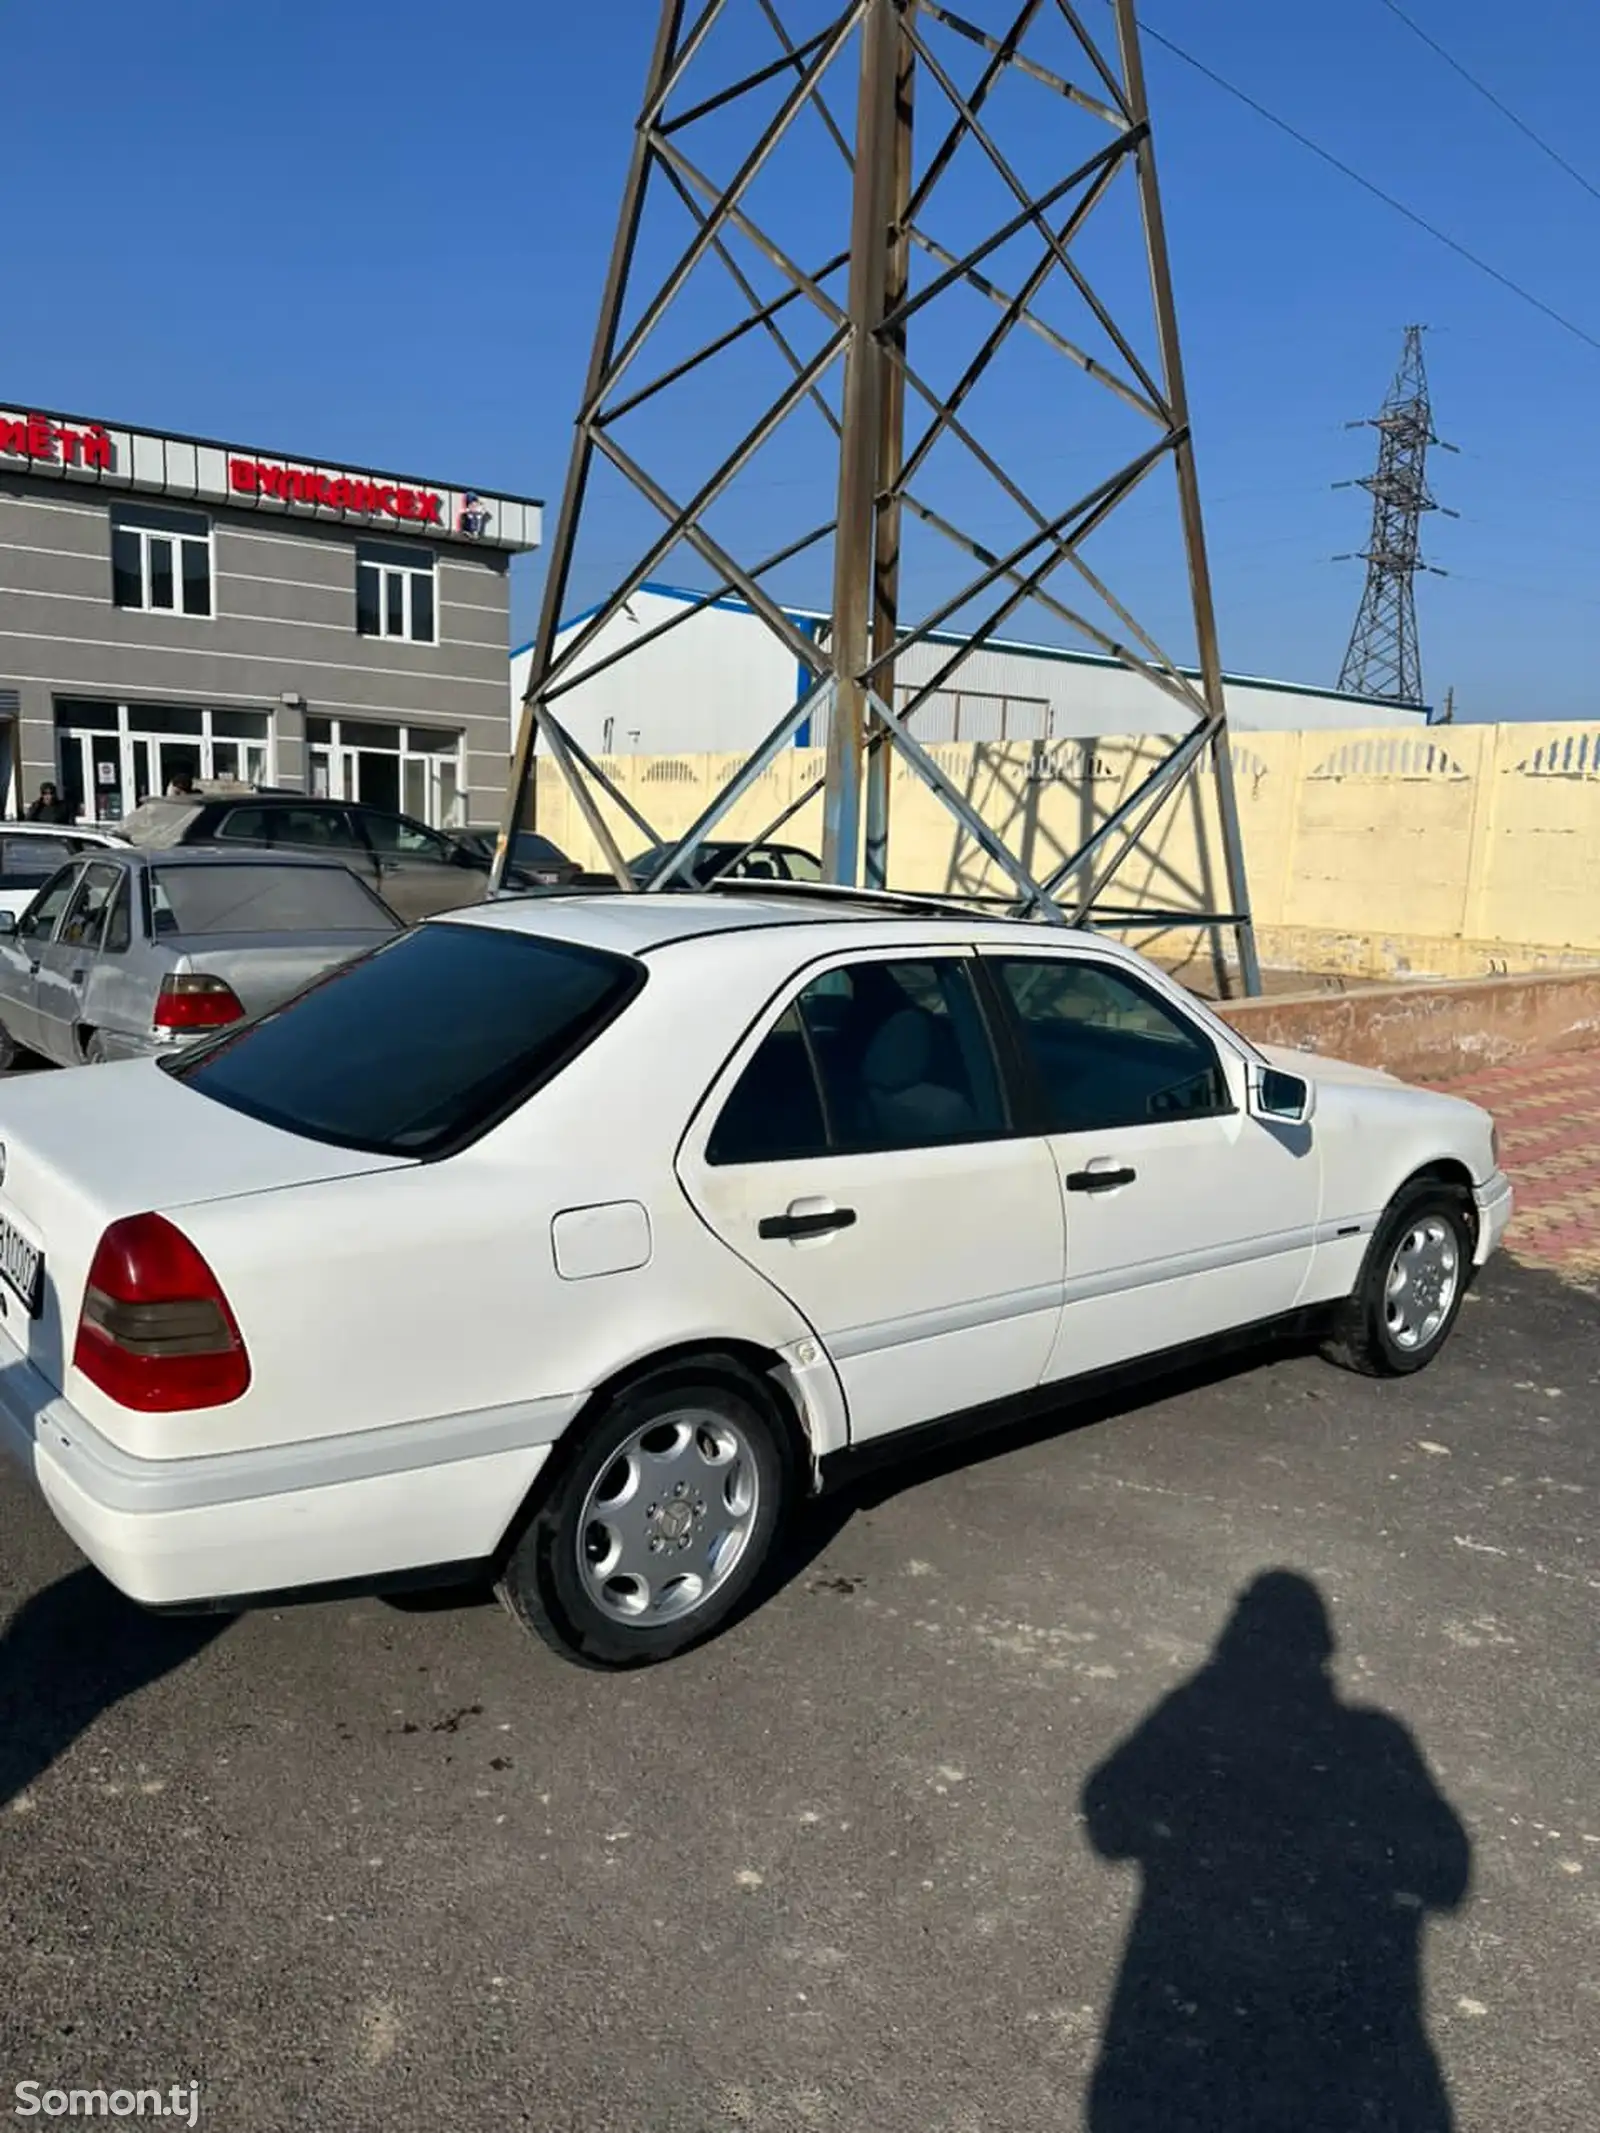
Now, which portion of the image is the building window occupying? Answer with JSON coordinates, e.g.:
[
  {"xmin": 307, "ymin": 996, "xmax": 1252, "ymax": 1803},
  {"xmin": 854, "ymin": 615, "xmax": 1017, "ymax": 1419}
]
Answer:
[
  {"xmin": 305, "ymin": 715, "xmax": 466, "ymax": 829},
  {"xmin": 356, "ymin": 541, "xmax": 436, "ymax": 644},
  {"xmin": 111, "ymin": 505, "xmax": 213, "ymax": 617}
]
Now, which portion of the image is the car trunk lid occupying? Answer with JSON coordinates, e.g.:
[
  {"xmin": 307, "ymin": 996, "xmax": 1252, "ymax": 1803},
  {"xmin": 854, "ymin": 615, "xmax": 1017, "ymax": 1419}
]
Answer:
[
  {"xmin": 0, "ymin": 1057, "xmax": 405, "ymax": 1392},
  {"xmin": 167, "ymin": 929, "xmax": 391, "ymax": 1022}
]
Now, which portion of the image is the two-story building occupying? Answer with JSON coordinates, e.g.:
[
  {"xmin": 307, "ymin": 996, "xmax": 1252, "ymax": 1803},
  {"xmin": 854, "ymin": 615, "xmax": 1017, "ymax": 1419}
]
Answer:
[{"xmin": 0, "ymin": 402, "xmax": 540, "ymax": 829}]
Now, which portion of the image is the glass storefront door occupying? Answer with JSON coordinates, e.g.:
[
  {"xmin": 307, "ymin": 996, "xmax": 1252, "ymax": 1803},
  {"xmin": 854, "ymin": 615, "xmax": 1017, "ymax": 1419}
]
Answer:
[{"xmin": 55, "ymin": 700, "xmax": 274, "ymax": 824}]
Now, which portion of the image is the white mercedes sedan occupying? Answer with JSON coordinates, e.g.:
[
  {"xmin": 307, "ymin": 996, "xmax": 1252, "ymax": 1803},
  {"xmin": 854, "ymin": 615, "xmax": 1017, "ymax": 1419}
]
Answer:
[{"xmin": 0, "ymin": 889, "xmax": 1512, "ymax": 1667}]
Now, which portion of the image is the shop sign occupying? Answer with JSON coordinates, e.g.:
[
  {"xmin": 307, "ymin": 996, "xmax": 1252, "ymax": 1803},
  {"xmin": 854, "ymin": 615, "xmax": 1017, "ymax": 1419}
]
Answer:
[
  {"xmin": 0, "ymin": 412, "xmax": 114, "ymax": 470},
  {"xmin": 229, "ymin": 458, "xmax": 444, "ymax": 525}
]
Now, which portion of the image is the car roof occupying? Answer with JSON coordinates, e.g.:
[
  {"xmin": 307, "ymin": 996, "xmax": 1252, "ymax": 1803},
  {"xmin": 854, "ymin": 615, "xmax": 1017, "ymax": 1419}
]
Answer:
[
  {"xmin": 100, "ymin": 845, "xmax": 362, "ymax": 870},
  {"xmin": 192, "ymin": 792, "xmax": 401, "ymax": 812},
  {"xmin": 0, "ymin": 820, "xmax": 120, "ymax": 838},
  {"xmin": 442, "ymin": 883, "xmax": 1156, "ymax": 969}
]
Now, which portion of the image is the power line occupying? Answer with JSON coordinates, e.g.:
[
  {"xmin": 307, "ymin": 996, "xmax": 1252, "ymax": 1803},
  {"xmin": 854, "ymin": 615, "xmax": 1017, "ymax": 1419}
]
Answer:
[
  {"xmin": 1373, "ymin": 0, "xmax": 1600, "ymax": 208},
  {"xmin": 1134, "ymin": 15, "xmax": 1600, "ymax": 359}
]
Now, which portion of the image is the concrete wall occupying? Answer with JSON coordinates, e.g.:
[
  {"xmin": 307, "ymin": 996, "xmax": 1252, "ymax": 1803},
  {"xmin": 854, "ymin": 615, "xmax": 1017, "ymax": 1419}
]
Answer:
[
  {"xmin": 527, "ymin": 721, "xmax": 1600, "ymax": 981},
  {"xmin": 1219, "ymin": 970, "xmax": 1600, "ymax": 1084}
]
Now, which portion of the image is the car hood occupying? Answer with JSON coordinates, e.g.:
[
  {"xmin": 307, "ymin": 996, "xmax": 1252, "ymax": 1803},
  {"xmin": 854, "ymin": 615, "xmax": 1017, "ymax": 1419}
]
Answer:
[{"xmin": 1257, "ymin": 1041, "xmax": 1402, "ymax": 1091}]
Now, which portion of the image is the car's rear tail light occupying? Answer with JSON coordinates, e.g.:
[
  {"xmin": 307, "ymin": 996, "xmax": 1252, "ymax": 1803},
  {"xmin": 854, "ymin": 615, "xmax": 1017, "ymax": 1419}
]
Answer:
[
  {"xmin": 74, "ymin": 1213, "xmax": 250, "ymax": 1410},
  {"xmin": 153, "ymin": 972, "xmax": 245, "ymax": 1033}
]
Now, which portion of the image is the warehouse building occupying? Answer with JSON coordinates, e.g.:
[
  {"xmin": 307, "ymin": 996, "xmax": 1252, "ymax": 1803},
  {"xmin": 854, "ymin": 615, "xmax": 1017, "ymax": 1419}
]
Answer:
[
  {"xmin": 1, "ymin": 399, "xmax": 540, "ymax": 828},
  {"xmin": 512, "ymin": 581, "xmax": 1427, "ymax": 755}
]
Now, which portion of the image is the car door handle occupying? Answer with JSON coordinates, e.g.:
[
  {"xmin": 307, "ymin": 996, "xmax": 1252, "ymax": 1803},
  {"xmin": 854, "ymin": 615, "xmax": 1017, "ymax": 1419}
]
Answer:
[
  {"xmin": 71, "ymin": 969, "xmax": 87, "ymax": 986},
  {"xmin": 758, "ymin": 1205, "xmax": 857, "ymax": 1240},
  {"xmin": 26, "ymin": 960, "xmax": 39, "ymax": 976},
  {"xmin": 1065, "ymin": 1165, "xmax": 1137, "ymax": 1193}
]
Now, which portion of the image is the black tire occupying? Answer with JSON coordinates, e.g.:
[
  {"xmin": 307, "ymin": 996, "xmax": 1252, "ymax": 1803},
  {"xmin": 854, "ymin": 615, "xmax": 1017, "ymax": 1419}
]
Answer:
[
  {"xmin": 1321, "ymin": 1182, "xmax": 1475, "ymax": 1378},
  {"xmin": 0, "ymin": 1017, "xmax": 17, "ymax": 1074},
  {"xmin": 83, "ymin": 1031, "xmax": 110, "ymax": 1066},
  {"xmin": 498, "ymin": 1362, "xmax": 797, "ymax": 1669}
]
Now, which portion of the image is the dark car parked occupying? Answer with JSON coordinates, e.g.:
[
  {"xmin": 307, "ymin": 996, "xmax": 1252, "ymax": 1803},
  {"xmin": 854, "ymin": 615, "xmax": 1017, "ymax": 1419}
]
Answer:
[
  {"xmin": 116, "ymin": 793, "xmax": 494, "ymax": 926},
  {"xmin": 626, "ymin": 840, "xmax": 822, "ymax": 888},
  {"xmin": 451, "ymin": 829, "xmax": 584, "ymax": 887}
]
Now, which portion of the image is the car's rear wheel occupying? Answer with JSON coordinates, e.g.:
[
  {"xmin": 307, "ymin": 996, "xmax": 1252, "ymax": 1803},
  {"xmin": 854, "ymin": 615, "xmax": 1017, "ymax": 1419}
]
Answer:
[
  {"xmin": 1322, "ymin": 1183, "xmax": 1475, "ymax": 1377},
  {"xmin": 82, "ymin": 1030, "xmax": 110, "ymax": 1065},
  {"xmin": 498, "ymin": 1364, "xmax": 796, "ymax": 1668},
  {"xmin": 0, "ymin": 1017, "xmax": 18, "ymax": 1074}
]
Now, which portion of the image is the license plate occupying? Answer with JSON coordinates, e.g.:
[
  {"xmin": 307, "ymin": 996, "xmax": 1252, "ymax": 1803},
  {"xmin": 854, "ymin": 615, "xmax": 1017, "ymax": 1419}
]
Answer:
[{"xmin": 0, "ymin": 1211, "xmax": 43, "ymax": 1319}]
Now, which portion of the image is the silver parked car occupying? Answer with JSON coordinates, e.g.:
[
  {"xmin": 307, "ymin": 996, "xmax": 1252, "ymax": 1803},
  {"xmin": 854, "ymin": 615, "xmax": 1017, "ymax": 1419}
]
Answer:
[{"xmin": 0, "ymin": 849, "xmax": 401, "ymax": 1070}]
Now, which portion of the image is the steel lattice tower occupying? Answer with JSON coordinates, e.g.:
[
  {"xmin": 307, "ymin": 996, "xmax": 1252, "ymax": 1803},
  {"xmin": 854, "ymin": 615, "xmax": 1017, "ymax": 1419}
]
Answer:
[
  {"xmin": 1336, "ymin": 325, "xmax": 1453, "ymax": 707},
  {"xmin": 499, "ymin": 0, "xmax": 1261, "ymax": 991}
]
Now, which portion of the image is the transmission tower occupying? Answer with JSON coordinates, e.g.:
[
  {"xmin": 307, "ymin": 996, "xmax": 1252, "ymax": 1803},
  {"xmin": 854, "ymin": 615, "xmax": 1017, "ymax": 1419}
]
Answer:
[
  {"xmin": 1335, "ymin": 325, "xmax": 1455, "ymax": 707},
  {"xmin": 499, "ymin": 0, "xmax": 1261, "ymax": 992}
]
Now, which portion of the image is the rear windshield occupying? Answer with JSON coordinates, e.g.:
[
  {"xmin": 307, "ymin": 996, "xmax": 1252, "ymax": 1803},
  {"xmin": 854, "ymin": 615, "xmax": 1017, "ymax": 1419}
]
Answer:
[
  {"xmin": 169, "ymin": 922, "xmax": 643, "ymax": 1158},
  {"xmin": 0, "ymin": 834, "xmax": 76, "ymax": 883},
  {"xmin": 119, "ymin": 799, "xmax": 203, "ymax": 849},
  {"xmin": 151, "ymin": 863, "xmax": 396, "ymax": 937}
]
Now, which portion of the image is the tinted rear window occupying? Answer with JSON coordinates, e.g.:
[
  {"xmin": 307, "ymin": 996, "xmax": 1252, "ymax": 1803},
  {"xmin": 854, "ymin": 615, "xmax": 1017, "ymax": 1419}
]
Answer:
[
  {"xmin": 169, "ymin": 923, "xmax": 643, "ymax": 1157},
  {"xmin": 151, "ymin": 863, "xmax": 396, "ymax": 937},
  {"xmin": 0, "ymin": 835, "xmax": 75, "ymax": 883}
]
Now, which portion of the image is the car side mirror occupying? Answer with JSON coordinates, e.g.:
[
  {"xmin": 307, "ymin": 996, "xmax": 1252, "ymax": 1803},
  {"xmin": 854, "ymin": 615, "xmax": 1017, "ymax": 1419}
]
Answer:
[
  {"xmin": 0, "ymin": 911, "xmax": 15, "ymax": 936},
  {"xmin": 1249, "ymin": 1062, "xmax": 1315, "ymax": 1125}
]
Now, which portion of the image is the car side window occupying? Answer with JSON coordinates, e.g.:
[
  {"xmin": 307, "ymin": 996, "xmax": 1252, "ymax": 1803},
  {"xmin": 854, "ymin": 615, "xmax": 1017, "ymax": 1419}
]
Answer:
[
  {"xmin": 59, "ymin": 863, "xmax": 126, "ymax": 951},
  {"xmin": 18, "ymin": 866, "xmax": 82, "ymax": 942},
  {"xmin": 272, "ymin": 807, "xmax": 361, "ymax": 851},
  {"xmin": 215, "ymin": 807, "xmax": 274, "ymax": 844},
  {"xmin": 362, "ymin": 811, "xmax": 452, "ymax": 860},
  {"xmin": 993, "ymin": 956, "xmax": 1231, "ymax": 1132},
  {"xmin": 102, "ymin": 874, "xmax": 134, "ymax": 954},
  {"xmin": 706, "ymin": 1005, "xmax": 828, "ymax": 1164},
  {"xmin": 780, "ymin": 849, "xmax": 822, "ymax": 881},
  {"xmin": 707, "ymin": 957, "xmax": 1005, "ymax": 1164},
  {"xmin": 730, "ymin": 848, "xmax": 783, "ymax": 881}
]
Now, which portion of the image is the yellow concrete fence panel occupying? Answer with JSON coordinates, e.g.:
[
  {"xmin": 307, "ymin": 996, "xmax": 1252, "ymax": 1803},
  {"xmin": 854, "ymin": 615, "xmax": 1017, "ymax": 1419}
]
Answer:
[
  {"xmin": 522, "ymin": 723, "xmax": 1600, "ymax": 979},
  {"xmin": 1474, "ymin": 723, "xmax": 1600, "ymax": 955},
  {"xmin": 1279, "ymin": 728, "xmax": 1485, "ymax": 940}
]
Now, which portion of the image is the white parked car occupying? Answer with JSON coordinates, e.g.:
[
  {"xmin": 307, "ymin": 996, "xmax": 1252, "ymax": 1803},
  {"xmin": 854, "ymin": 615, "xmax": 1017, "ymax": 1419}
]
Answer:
[
  {"xmin": 0, "ymin": 822, "xmax": 127, "ymax": 921},
  {"xmin": 0, "ymin": 889, "xmax": 1512, "ymax": 1666}
]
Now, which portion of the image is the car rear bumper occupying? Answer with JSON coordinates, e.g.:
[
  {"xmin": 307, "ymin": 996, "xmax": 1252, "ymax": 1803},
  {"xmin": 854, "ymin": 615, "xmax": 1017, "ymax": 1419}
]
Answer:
[
  {"xmin": 1473, "ymin": 1169, "xmax": 1514, "ymax": 1264},
  {"xmin": 96, "ymin": 1026, "xmax": 167, "ymax": 1062},
  {"xmin": 0, "ymin": 1326, "xmax": 577, "ymax": 1607}
]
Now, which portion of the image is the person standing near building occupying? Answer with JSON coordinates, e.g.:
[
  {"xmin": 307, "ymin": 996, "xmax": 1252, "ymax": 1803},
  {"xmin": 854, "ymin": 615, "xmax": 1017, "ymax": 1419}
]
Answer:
[{"xmin": 24, "ymin": 782, "xmax": 73, "ymax": 824}]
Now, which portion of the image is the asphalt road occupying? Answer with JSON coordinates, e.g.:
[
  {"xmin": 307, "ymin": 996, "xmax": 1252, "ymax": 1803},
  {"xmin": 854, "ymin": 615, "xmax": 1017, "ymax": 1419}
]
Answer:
[{"xmin": 1, "ymin": 1253, "xmax": 1595, "ymax": 2133}]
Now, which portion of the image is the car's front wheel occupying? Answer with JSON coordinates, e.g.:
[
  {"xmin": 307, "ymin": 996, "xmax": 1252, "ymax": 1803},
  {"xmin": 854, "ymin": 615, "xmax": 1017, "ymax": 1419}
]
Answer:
[
  {"xmin": 498, "ymin": 1364, "xmax": 797, "ymax": 1668},
  {"xmin": 1322, "ymin": 1182, "xmax": 1475, "ymax": 1377}
]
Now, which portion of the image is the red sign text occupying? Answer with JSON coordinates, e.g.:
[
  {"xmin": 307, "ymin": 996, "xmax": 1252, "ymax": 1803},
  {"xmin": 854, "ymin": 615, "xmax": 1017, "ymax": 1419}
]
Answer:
[
  {"xmin": 0, "ymin": 412, "xmax": 113, "ymax": 470},
  {"xmin": 230, "ymin": 458, "xmax": 443, "ymax": 525}
]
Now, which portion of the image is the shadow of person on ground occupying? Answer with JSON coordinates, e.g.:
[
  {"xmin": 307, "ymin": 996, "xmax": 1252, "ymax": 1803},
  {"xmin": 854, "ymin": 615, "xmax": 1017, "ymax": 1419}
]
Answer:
[
  {"xmin": 0, "ymin": 1567, "xmax": 229, "ymax": 1808},
  {"xmin": 1083, "ymin": 1569, "xmax": 1470, "ymax": 2133}
]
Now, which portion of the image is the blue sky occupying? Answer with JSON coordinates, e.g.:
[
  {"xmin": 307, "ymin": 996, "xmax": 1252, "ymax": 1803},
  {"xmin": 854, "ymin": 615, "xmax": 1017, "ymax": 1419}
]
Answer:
[{"xmin": 9, "ymin": 0, "xmax": 1599, "ymax": 720}]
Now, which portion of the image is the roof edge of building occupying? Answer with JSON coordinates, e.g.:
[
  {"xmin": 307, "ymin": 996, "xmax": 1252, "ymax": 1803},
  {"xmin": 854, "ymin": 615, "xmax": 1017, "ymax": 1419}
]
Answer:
[
  {"xmin": 2, "ymin": 394, "xmax": 544, "ymax": 512},
  {"xmin": 528, "ymin": 580, "xmax": 1429, "ymax": 718}
]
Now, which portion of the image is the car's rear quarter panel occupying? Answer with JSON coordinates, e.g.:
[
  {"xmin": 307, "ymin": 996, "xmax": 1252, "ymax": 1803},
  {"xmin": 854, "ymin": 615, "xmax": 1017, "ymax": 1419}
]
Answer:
[{"xmin": 144, "ymin": 932, "xmax": 830, "ymax": 1463}]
